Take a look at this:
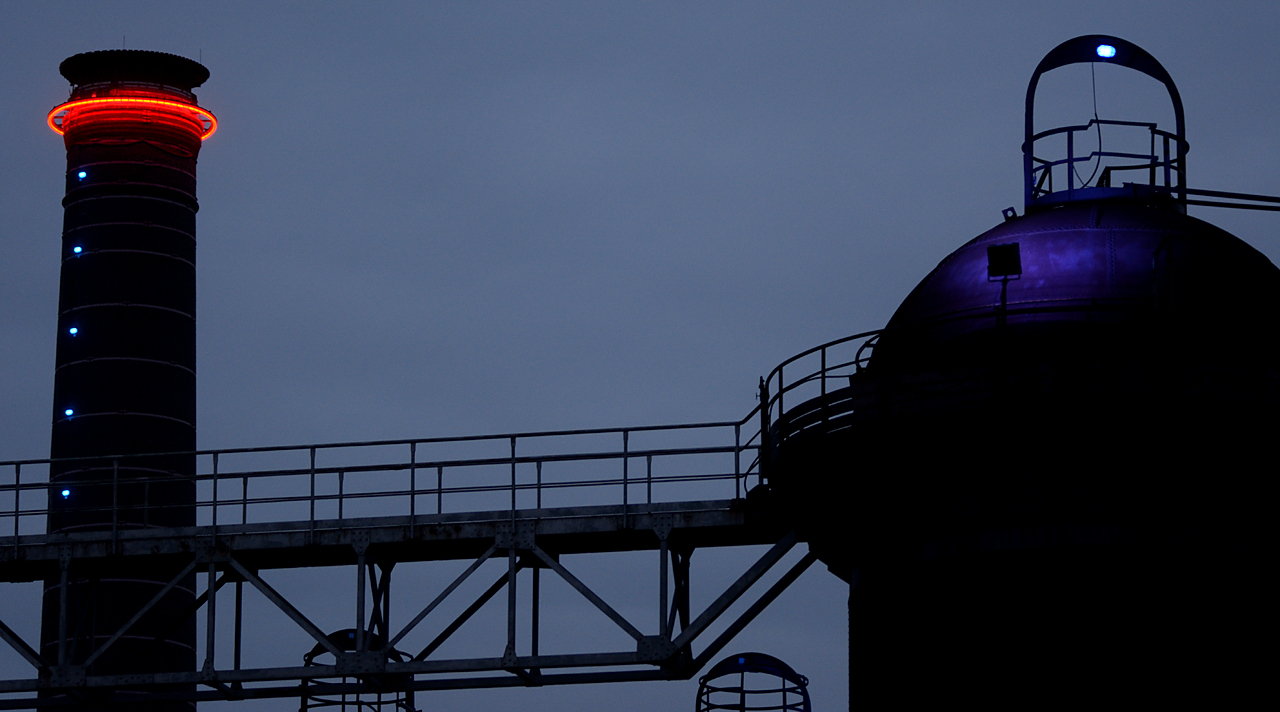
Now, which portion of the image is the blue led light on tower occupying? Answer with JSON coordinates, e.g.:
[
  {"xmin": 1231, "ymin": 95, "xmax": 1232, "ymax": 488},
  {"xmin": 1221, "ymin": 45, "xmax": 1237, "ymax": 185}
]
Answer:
[
  {"xmin": 61, "ymin": 489, "xmax": 70, "ymax": 499},
  {"xmin": 1096, "ymin": 44, "xmax": 1117, "ymax": 58},
  {"xmin": 72, "ymin": 246, "xmax": 82, "ymax": 253},
  {"xmin": 68, "ymin": 327, "xmax": 78, "ymax": 336},
  {"xmin": 77, "ymin": 171, "xmax": 87, "ymax": 180},
  {"xmin": 63, "ymin": 409, "xmax": 73, "ymax": 416}
]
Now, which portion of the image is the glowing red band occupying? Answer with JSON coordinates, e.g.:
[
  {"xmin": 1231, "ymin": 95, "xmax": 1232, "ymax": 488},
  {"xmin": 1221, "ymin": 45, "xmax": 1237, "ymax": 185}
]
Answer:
[{"xmin": 47, "ymin": 97, "xmax": 218, "ymax": 140}]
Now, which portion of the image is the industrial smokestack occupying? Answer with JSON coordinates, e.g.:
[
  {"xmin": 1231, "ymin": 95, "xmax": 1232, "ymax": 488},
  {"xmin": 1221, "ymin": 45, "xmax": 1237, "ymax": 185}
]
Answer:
[{"xmin": 41, "ymin": 49, "xmax": 215, "ymax": 710}]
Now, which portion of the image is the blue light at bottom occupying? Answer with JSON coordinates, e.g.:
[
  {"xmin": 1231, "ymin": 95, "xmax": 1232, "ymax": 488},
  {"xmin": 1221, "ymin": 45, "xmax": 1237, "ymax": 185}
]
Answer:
[
  {"xmin": 61, "ymin": 489, "xmax": 70, "ymax": 499},
  {"xmin": 1096, "ymin": 44, "xmax": 1117, "ymax": 58},
  {"xmin": 64, "ymin": 409, "xmax": 74, "ymax": 417}
]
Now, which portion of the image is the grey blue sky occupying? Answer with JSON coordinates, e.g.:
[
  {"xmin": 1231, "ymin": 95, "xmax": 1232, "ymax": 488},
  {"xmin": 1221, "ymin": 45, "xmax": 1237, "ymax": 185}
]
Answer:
[{"xmin": 2, "ymin": 3, "xmax": 1277, "ymax": 710}]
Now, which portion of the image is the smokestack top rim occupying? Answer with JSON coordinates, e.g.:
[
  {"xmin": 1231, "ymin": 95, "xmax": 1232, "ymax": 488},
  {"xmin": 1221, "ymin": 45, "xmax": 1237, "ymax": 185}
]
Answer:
[{"xmin": 60, "ymin": 50, "xmax": 209, "ymax": 92}]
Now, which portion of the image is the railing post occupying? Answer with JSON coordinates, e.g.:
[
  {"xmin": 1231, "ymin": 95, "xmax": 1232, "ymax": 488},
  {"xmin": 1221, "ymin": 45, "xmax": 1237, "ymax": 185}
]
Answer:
[
  {"xmin": 734, "ymin": 423, "xmax": 741, "ymax": 500},
  {"xmin": 778, "ymin": 365, "xmax": 784, "ymax": 413},
  {"xmin": 338, "ymin": 471, "xmax": 344, "ymax": 520},
  {"xmin": 536, "ymin": 461, "xmax": 542, "ymax": 510},
  {"xmin": 821, "ymin": 347, "xmax": 829, "ymax": 429},
  {"xmin": 309, "ymin": 447, "xmax": 316, "ymax": 544},
  {"xmin": 622, "ymin": 430, "xmax": 629, "ymax": 526},
  {"xmin": 12, "ymin": 464, "xmax": 19, "ymax": 555},
  {"xmin": 241, "ymin": 472, "xmax": 248, "ymax": 526},
  {"xmin": 409, "ymin": 442, "xmax": 416, "ymax": 538},
  {"xmin": 437, "ymin": 465, "xmax": 443, "ymax": 515},
  {"xmin": 210, "ymin": 453, "xmax": 218, "ymax": 539},
  {"xmin": 1067, "ymin": 130, "xmax": 1075, "ymax": 201},
  {"xmin": 1149, "ymin": 129, "xmax": 1157, "ymax": 186},
  {"xmin": 509, "ymin": 437, "xmax": 517, "ymax": 517},
  {"xmin": 759, "ymin": 378, "xmax": 772, "ymax": 484},
  {"xmin": 646, "ymin": 454, "xmax": 653, "ymax": 505},
  {"xmin": 821, "ymin": 346, "xmax": 827, "ymax": 398}
]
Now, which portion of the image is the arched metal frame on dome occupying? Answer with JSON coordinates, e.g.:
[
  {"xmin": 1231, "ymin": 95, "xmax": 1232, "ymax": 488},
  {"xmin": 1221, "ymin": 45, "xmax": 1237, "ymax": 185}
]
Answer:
[
  {"xmin": 696, "ymin": 652, "xmax": 811, "ymax": 712},
  {"xmin": 1023, "ymin": 35, "xmax": 1188, "ymax": 213}
]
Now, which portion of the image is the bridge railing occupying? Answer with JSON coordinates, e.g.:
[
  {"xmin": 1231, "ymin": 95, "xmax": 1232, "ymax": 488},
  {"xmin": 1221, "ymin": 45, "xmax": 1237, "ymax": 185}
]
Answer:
[
  {"xmin": 4, "ymin": 323, "xmax": 889, "ymax": 545},
  {"xmin": 0, "ymin": 418, "xmax": 762, "ymax": 545}
]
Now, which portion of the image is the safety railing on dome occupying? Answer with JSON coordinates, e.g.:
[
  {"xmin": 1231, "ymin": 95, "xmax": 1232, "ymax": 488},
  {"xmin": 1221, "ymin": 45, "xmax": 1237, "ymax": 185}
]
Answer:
[
  {"xmin": 0, "ymin": 418, "xmax": 763, "ymax": 549},
  {"xmin": 1027, "ymin": 118, "xmax": 1188, "ymax": 206}
]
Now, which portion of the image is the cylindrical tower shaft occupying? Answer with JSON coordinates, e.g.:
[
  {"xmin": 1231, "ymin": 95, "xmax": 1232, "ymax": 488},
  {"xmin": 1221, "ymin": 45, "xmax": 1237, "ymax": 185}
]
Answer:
[{"xmin": 40, "ymin": 50, "xmax": 215, "ymax": 710}]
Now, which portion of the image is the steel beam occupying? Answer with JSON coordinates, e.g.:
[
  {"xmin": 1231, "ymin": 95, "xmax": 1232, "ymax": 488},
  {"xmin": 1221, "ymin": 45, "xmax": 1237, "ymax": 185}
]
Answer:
[
  {"xmin": 0, "ymin": 619, "xmax": 46, "ymax": 671},
  {"xmin": 227, "ymin": 557, "xmax": 343, "ymax": 658}
]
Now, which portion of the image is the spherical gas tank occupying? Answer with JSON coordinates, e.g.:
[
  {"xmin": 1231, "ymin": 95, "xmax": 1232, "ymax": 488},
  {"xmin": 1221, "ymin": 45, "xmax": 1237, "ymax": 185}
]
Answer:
[
  {"xmin": 767, "ymin": 35, "xmax": 1280, "ymax": 705},
  {"xmin": 773, "ymin": 196, "xmax": 1280, "ymax": 708}
]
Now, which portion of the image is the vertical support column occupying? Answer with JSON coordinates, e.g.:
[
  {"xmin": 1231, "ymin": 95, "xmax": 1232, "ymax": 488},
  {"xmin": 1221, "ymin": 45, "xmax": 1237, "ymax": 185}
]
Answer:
[
  {"xmin": 204, "ymin": 561, "xmax": 216, "ymax": 671},
  {"xmin": 530, "ymin": 566, "xmax": 540, "ymax": 662},
  {"xmin": 659, "ymin": 535, "xmax": 670, "ymax": 639},
  {"xmin": 355, "ymin": 546, "xmax": 367, "ymax": 652},
  {"xmin": 233, "ymin": 580, "xmax": 243, "ymax": 673},
  {"xmin": 504, "ymin": 545, "xmax": 518, "ymax": 663}
]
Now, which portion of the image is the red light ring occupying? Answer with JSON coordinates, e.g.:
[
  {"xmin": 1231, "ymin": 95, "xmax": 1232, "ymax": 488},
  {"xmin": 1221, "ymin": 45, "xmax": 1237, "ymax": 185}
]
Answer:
[{"xmin": 47, "ymin": 97, "xmax": 218, "ymax": 140}]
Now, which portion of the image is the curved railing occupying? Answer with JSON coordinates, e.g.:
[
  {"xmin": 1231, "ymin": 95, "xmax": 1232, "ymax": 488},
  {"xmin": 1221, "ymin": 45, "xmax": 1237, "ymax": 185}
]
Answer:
[
  {"xmin": 755, "ymin": 329, "xmax": 882, "ymax": 475},
  {"xmin": 1027, "ymin": 118, "xmax": 1188, "ymax": 208}
]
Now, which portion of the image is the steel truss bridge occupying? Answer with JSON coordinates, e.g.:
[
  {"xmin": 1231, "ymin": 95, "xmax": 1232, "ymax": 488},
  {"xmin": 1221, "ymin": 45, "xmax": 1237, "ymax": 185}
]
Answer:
[{"xmin": 0, "ymin": 333, "xmax": 879, "ymax": 710}]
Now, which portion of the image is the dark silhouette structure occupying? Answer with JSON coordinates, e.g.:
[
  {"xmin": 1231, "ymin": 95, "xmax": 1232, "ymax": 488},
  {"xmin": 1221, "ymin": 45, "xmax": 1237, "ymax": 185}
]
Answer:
[
  {"xmin": 4, "ymin": 33, "xmax": 1276, "ymax": 712},
  {"xmin": 766, "ymin": 36, "xmax": 1277, "ymax": 706},
  {"xmin": 40, "ymin": 50, "xmax": 215, "ymax": 711}
]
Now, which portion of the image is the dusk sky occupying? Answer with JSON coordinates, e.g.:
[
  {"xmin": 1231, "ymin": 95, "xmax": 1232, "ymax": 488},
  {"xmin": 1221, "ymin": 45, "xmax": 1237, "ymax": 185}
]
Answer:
[{"xmin": 2, "ymin": 3, "xmax": 1277, "ymax": 710}]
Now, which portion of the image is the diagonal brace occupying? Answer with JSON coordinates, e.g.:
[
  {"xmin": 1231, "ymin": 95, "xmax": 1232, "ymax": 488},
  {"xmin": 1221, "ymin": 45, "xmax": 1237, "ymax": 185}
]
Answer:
[
  {"xmin": 228, "ymin": 556, "xmax": 344, "ymax": 658},
  {"xmin": 415, "ymin": 566, "xmax": 518, "ymax": 661},
  {"xmin": 531, "ymin": 545, "xmax": 644, "ymax": 642},
  {"xmin": 672, "ymin": 530, "xmax": 796, "ymax": 650},
  {"xmin": 84, "ymin": 558, "xmax": 198, "ymax": 667},
  {"xmin": 0, "ymin": 618, "xmax": 48, "ymax": 670},
  {"xmin": 149, "ymin": 571, "xmax": 234, "ymax": 656},
  {"xmin": 387, "ymin": 544, "xmax": 497, "ymax": 651},
  {"xmin": 691, "ymin": 551, "xmax": 816, "ymax": 671}
]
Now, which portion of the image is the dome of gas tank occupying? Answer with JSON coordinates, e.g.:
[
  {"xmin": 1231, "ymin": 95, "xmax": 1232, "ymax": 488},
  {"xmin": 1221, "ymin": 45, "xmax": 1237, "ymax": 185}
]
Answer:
[{"xmin": 869, "ymin": 199, "xmax": 1280, "ymax": 374}]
